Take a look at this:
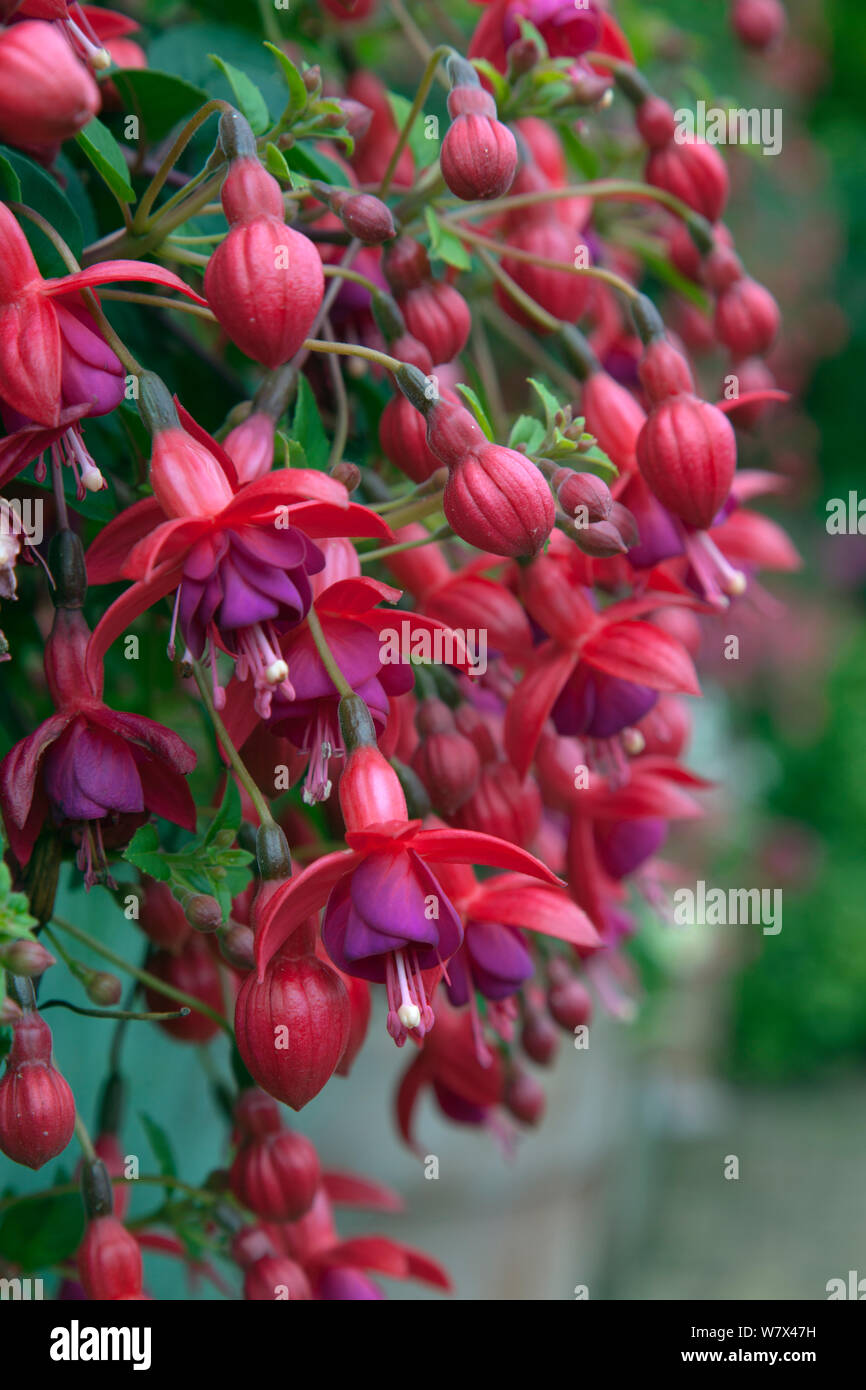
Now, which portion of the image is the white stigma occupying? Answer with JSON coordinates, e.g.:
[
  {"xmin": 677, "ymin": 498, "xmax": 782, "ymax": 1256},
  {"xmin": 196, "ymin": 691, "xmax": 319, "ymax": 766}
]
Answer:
[
  {"xmin": 726, "ymin": 570, "xmax": 748, "ymax": 597},
  {"xmin": 397, "ymin": 1003, "xmax": 421, "ymax": 1030},
  {"xmin": 83, "ymin": 466, "xmax": 106, "ymax": 492},
  {"xmin": 265, "ymin": 658, "xmax": 289, "ymax": 684}
]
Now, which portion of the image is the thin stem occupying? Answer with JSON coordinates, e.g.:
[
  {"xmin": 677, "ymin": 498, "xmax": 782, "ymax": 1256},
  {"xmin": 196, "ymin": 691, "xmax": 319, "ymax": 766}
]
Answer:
[
  {"xmin": 0, "ymin": 1174, "xmax": 221, "ymax": 1216},
  {"xmin": 97, "ymin": 289, "xmax": 217, "ymax": 322},
  {"xmin": 9, "ymin": 202, "xmax": 79, "ymax": 272},
  {"xmin": 379, "ymin": 42, "xmax": 452, "ymax": 197},
  {"xmin": 303, "ymin": 339, "xmax": 402, "ymax": 372},
  {"xmin": 40, "ymin": 998, "xmax": 191, "ymax": 1023},
  {"xmin": 381, "ymin": 490, "xmax": 445, "ymax": 529},
  {"xmin": 456, "ymin": 224, "xmax": 640, "ymax": 304},
  {"xmin": 477, "ymin": 246, "xmax": 561, "ymax": 333},
  {"xmin": 74, "ymin": 1112, "xmax": 97, "ymax": 1163},
  {"xmin": 479, "ymin": 303, "xmax": 578, "ymax": 393},
  {"xmin": 50, "ymin": 915, "xmax": 231, "ymax": 1034},
  {"xmin": 306, "ymin": 606, "xmax": 353, "ymax": 698},
  {"xmin": 162, "ymin": 243, "xmax": 210, "ymax": 268},
  {"xmin": 321, "ymin": 263, "xmax": 389, "ymax": 297},
  {"xmin": 360, "ymin": 522, "xmax": 451, "ymax": 564},
  {"xmin": 134, "ymin": 99, "xmax": 229, "ymax": 231},
  {"xmin": 444, "ymin": 177, "xmax": 705, "ymax": 226},
  {"xmin": 191, "ymin": 659, "xmax": 276, "ymax": 828},
  {"xmin": 388, "ymin": 0, "xmax": 442, "ymax": 67},
  {"xmin": 51, "ymin": 455, "xmax": 69, "ymax": 530},
  {"xmin": 471, "ymin": 317, "xmax": 507, "ymax": 439},
  {"xmin": 323, "ymin": 319, "xmax": 350, "ymax": 470}
]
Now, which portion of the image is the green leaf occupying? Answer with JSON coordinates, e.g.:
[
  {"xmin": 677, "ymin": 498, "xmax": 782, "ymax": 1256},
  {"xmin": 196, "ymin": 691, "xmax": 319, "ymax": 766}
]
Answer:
[
  {"xmin": 292, "ymin": 375, "xmax": 330, "ymax": 471},
  {"xmin": 424, "ymin": 208, "xmax": 472, "ymax": 271},
  {"xmin": 508, "ymin": 413, "xmax": 546, "ymax": 453},
  {"xmin": 75, "ymin": 117, "xmax": 135, "ymax": 204},
  {"xmin": 455, "ymin": 385, "xmax": 495, "ymax": 442},
  {"xmin": 0, "ymin": 150, "xmax": 21, "ymax": 201},
  {"xmin": 139, "ymin": 1112, "xmax": 178, "ymax": 1188},
  {"xmin": 0, "ymin": 1179, "xmax": 85, "ymax": 1271},
  {"xmin": 202, "ymin": 778, "xmax": 242, "ymax": 850},
  {"xmin": 108, "ymin": 68, "xmax": 212, "ymax": 148},
  {"xmin": 528, "ymin": 377, "xmax": 563, "ymax": 430},
  {"xmin": 0, "ymin": 146, "xmax": 83, "ymax": 274},
  {"xmin": 386, "ymin": 91, "xmax": 439, "ymax": 170},
  {"xmin": 263, "ymin": 41, "xmax": 308, "ymax": 120},
  {"xmin": 209, "ymin": 54, "xmax": 270, "ymax": 135},
  {"xmin": 124, "ymin": 823, "xmax": 170, "ymax": 881},
  {"xmin": 264, "ymin": 141, "xmax": 292, "ymax": 182},
  {"xmin": 0, "ymin": 1026, "xmax": 12, "ymax": 1064},
  {"xmin": 284, "ymin": 142, "xmax": 352, "ymax": 187}
]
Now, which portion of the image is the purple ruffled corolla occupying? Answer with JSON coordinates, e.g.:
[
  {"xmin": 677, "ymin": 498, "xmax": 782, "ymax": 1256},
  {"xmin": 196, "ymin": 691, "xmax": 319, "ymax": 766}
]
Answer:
[{"xmin": 322, "ymin": 850, "xmax": 464, "ymax": 1044}]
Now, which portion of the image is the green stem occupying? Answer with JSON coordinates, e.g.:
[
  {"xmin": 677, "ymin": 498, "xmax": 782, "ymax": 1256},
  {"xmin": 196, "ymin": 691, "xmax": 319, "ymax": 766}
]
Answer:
[
  {"xmin": 191, "ymin": 660, "xmax": 276, "ymax": 829},
  {"xmin": 306, "ymin": 606, "xmax": 354, "ymax": 698},
  {"xmin": 50, "ymin": 915, "xmax": 231, "ymax": 1034},
  {"xmin": 97, "ymin": 289, "xmax": 217, "ymax": 322},
  {"xmin": 40, "ymin": 998, "xmax": 191, "ymax": 1023},
  {"xmin": 360, "ymin": 522, "xmax": 451, "ymax": 564},
  {"xmin": 74, "ymin": 1113, "xmax": 97, "ymax": 1164},
  {"xmin": 477, "ymin": 245, "xmax": 561, "ymax": 333},
  {"xmin": 303, "ymin": 339, "xmax": 402, "ymax": 372},
  {"xmin": 0, "ymin": 1174, "xmax": 221, "ymax": 1216},
  {"xmin": 134, "ymin": 99, "xmax": 230, "ymax": 231},
  {"xmin": 381, "ymin": 490, "xmax": 446, "ymax": 529},
  {"xmin": 444, "ymin": 177, "xmax": 708, "ymax": 227},
  {"xmin": 321, "ymin": 263, "xmax": 390, "ymax": 297},
  {"xmin": 379, "ymin": 42, "xmax": 452, "ymax": 198},
  {"xmin": 456, "ymin": 224, "xmax": 640, "ymax": 305}
]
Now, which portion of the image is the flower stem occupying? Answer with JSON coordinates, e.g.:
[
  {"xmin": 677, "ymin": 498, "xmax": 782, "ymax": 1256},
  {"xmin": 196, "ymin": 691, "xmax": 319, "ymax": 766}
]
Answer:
[
  {"xmin": 360, "ymin": 522, "xmax": 451, "ymax": 564},
  {"xmin": 306, "ymin": 605, "xmax": 354, "ymax": 698},
  {"xmin": 322, "ymin": 319, "xmax": 350, "ymax": 470},
  {"xmin": 40, "ymin": 998, "xmax": 191, "ymax": 1023},
  {"xmin": 303, "ymin": 339, "xmax": 402, "ymax": 372},
  {"xmin": 134, "ymin": 99, "xmax": 230, "ymax": 231},
  {"xmin": 379, "ymin": 42, "xmax": 452, "ymax": 197},
  {"xmin": 456, "ymin": 223, "xmax": 641, "ymax": 305},
  {"xmin": 74, "ymin": 1113, "xmax": 97, "ymax": 1163},
  {"xmin": 191, "ymin": 659, "xmax": 276, "ymax": 829},
  {"xmin": 50, "ymin": 915, "xmax": 232, "ymax": 1034}
]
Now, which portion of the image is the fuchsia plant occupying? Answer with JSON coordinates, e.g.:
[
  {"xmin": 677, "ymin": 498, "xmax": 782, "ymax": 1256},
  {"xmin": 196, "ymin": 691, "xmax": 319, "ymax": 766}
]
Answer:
[{"xmin": 0, "ymin": 0, "xmax": 809, "ymax": 1302}]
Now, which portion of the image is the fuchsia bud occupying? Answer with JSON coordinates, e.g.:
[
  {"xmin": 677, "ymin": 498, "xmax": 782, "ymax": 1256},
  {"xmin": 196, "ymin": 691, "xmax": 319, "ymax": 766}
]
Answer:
[
  {"xmin": 505, "ymin": 1066, "xmax": 546, "ymax": 1126},
  {"xmin": 731, "ymin": 0, "xmax": 787, "ymax": 51},
  {"xmin": 521, "ymin": 1006, "xmax": 560, "ymax": 1066},
  {"xmin": 224, "ymin": 411, "xmax": 276, "ymax": 485},
  {"xmin": 633, "ymin": 304, "xmax": 737, "ymax": 530},
  {"xmin": 143, "ymin": 936, "xmax": 224, "ymax": 1044},
  {"xmin": 327, "ymin": 188, "xmax": 395, "ymax": 243},
  {"xmin": 410, "ymin": 698, "xmax": 482, "ymax": 814},
  {"xmin": 554, "ymin": 469, "xmax": 613, "ymax": 524},
  {"xmin": 384, "ymin": 239, "xmax": 471, "ymax": 363},
  {"xmin": 149, "ymin": 426, "xmax": 234, "ymax": 520},
  {"xmin": 547, "ymin": 970, "xmax": 593, "ymax": 1030},
  {"xmin": 635, "ymin": 96, "xmax": 677, "ymax": 149},
  {"xmin": 244, "ymin": 1254, "xmax": 312, "ymax": 1301},
  {"xmin": 444, "ymin": 442, "xmax": 555, "ymax": 557},
  {"xmin": 441, "ymin": 66, "xmax": 517, "ymax": 201},
  {"xmin": 339, "ymin": 743, "xmax": 408, "ymax": 831},
  {"xmin": 0, "ymin": 938, "xmax": 55, "ymax": 977},
  {"xmin": 0, "ymin": 1009, "xmax": 75, "ymax": 1169},
  {"xmin": 77, "ymin": 1216, "xmax": 144, "ymax": 1301},
  {"xmin": 234, "ymin": 950, "xmax": 351, "ymax": 1111},
  {"xmin": 229, "ymin": 1090, "xmax": 321, "ymax": 1220},
  {"xmin": 714, "ymin": 276, "xmax": 781, "ymax": 357},
  {"xmin": 646, "ymin": 138, "xmax": 730, "ymax": 224},
  {"xmin": 0, "ymin": 21, "xmax": 99, "ymax": 148},
  {"xmin": 205, "ymin": 118, "xmax": 324, "ymax": 369}
]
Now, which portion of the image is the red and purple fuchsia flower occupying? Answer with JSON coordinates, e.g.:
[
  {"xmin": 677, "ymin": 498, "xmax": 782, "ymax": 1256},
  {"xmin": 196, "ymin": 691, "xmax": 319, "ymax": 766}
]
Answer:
[{"xmin": 0, "ymin": 0, "xmax": 811, "ymax": 1305}]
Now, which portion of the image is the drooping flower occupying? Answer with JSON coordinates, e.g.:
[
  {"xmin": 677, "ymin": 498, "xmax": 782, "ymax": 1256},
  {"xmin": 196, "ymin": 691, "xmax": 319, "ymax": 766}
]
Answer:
[{"xmin": 84, "ymin": 383, "xmax": 393, "ymax": 716}]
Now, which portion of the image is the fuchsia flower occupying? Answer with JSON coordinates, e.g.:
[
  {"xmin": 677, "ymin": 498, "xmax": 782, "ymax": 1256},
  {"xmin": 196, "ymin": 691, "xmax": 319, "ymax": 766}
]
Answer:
[
  {"xmin": 222, "ymin": 542, "xmax": 469, "ymax": 803},
  {"xmin": 253, "ymin": 703, "xmax": 562, "ymax": 1046},
  {"xmin": 504, "ymin": 531, "xmax": 701, "ymax": 780},
  {"xmin": 0, "ymin": 202, "xmax": 206, "ymax": 491},
  {"xmin": 85, "ymin": 383, "xmax": 393, "ymax": 716},
  {"xmin": 240, "ymin": 1170, "xmax": 451, "ymax": 1300},
  {"xmin": 0, "ymin": 543, "xmax": 196, "ymax": 883}
]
